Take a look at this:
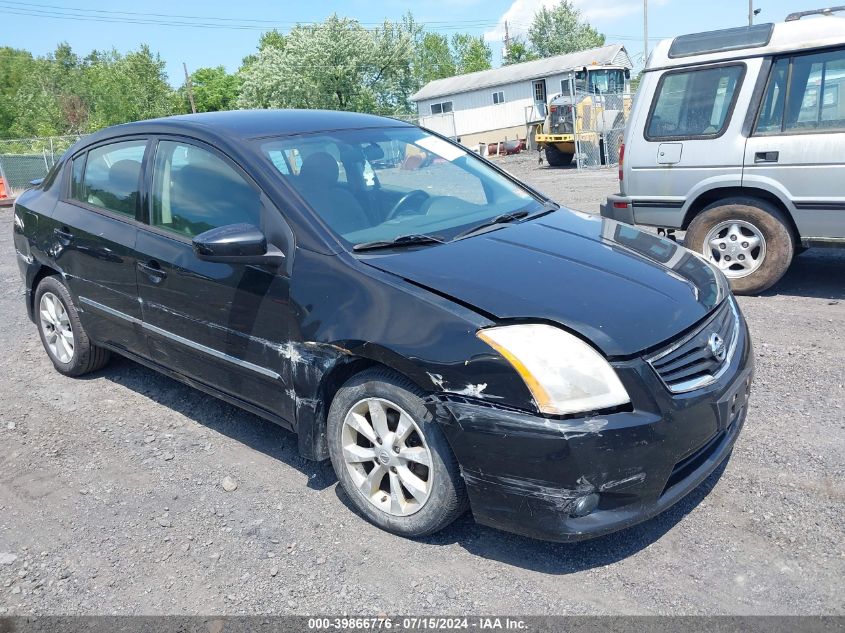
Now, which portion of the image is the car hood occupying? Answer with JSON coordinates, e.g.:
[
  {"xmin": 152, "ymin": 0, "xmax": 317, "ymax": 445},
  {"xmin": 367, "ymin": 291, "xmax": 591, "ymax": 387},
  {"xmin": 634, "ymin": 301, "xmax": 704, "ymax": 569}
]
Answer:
[{"xmin": 361, "ymin": 209, "xmax": 725, "ymax": 357}]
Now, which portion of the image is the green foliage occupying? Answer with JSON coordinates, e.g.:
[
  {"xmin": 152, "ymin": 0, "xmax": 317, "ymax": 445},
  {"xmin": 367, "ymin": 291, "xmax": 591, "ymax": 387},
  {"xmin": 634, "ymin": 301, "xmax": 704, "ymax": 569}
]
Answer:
[
  {"xmin": 2, "ymin": 9, "xmax": 603, "ymax": 138},
  {"xmin": 184, "ymin": 66, "xmax": 241, "ymax": 113},
  {"xmin": 450, "ymin": 34, "xmax": 493, "ymax": 74},
  {"xmin": 2, "ymin": 42, "xmax": 176, "ymax": 137},
  {"xmin": 502, "ymin": 36, "xmax": 538, "ymax": 66},
  {"xmin": 414, "ymin": 33, "xmax": 456, "ymax": 85},
  {"xmin": 528, "ymin": 1, "xmax": 606, "ymax": 58},
  {"xmin": 237, "ymin": 14, "xmax": 417, "ymax": 114},
  {"xmin": 0, "ymin": 48, "xmax": 49, "ymax": 138}
]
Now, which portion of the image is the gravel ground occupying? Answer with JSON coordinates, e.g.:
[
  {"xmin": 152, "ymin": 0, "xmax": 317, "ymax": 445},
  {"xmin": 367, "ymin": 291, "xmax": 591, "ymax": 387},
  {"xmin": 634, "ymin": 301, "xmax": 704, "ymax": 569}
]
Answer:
[{"xmin": 1, "ymin": 154, "xmax": 843, "ymax": 616}]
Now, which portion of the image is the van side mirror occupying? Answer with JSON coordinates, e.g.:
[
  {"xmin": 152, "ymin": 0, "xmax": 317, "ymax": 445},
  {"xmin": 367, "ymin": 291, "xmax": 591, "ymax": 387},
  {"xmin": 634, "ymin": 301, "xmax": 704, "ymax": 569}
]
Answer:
[{"xmin": 192, "ymin": 223, "xmax": 285, "ymax": 267}]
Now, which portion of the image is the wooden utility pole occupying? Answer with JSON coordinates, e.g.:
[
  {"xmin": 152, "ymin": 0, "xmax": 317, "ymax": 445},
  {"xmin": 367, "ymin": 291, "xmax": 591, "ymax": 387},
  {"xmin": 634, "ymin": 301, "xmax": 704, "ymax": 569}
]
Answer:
[
  {"xmin": 183, "ymin": 62, "xmax": 197, "ymax": 114},
  {"xmin": 749, "ymin": 0, "xmax": 754, "ymax": 25},
  {"xmin": 503, "ymin": 21, "xmax": 510, "ymax": 59}
]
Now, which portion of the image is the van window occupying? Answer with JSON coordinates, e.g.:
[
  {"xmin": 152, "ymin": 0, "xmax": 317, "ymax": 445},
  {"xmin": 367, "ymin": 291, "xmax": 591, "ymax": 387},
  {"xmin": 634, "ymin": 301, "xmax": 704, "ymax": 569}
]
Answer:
[
  {"xmin": 788, "ymin": 49, "xmax": 845, "ymax": 132},
  {"xmin": 756, "ymin": 58, "xmax": 790, "ymax": 134},
  {"xmin": 646, "ymin": 65, "xmax": 743, "ymax": 140},
  {"xmin": 756, "ymin": 48, "xmax": 845, "ymax": 135}
]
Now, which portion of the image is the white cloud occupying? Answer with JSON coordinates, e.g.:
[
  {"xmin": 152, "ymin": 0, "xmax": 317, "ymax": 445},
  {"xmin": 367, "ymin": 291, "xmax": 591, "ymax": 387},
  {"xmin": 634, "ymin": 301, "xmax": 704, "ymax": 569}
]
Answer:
[{"xmin": 484, "ymin": 0, "xmax": 668, "ymax": 42}]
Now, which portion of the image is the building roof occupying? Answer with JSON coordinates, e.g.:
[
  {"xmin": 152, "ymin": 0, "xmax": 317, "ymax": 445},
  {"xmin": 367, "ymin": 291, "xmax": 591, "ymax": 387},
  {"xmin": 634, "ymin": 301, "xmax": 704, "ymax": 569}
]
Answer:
[{"xmin": 411, "ymin": 44, "xmax": 632, "ymax": 102}]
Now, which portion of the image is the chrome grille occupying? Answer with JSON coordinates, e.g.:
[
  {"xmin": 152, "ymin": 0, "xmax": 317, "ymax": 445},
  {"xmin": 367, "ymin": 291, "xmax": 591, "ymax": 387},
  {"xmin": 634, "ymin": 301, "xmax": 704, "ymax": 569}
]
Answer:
[{"xmin": 647, "ymin": 299, "xmax": 739, "ymax": 393}]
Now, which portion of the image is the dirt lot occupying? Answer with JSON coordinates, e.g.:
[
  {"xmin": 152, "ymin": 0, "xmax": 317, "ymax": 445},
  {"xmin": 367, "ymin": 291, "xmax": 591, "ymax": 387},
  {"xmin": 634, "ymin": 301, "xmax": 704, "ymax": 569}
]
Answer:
[{"xmin": 1, "ymin": 155, "xmax": 843, "ymax": 616}]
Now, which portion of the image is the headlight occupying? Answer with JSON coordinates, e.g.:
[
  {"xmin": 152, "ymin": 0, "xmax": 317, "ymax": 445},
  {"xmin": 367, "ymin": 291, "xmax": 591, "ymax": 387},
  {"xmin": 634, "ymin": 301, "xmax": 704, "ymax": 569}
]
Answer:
[{"xmin": 477, "ymin": 324, "xmax": 630, "ymax": 416}]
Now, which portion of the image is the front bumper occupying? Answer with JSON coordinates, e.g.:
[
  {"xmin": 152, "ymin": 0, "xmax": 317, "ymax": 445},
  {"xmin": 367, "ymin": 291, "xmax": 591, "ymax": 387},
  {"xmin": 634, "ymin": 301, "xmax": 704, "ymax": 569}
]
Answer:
[{"xmin": 429, "ymin": 315, "xmax": 754, "ymax": 542}]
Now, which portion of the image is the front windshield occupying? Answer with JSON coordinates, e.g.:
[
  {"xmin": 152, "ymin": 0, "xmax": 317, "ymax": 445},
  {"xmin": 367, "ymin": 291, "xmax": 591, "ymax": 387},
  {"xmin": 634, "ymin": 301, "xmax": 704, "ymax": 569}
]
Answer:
[
  {"xmin": 588, "ymin": 69, "xmax": 626, "ymax": 94},
  {"xmin": 259, "ymin": 127, "xmax": 543, "ymax": 247}
]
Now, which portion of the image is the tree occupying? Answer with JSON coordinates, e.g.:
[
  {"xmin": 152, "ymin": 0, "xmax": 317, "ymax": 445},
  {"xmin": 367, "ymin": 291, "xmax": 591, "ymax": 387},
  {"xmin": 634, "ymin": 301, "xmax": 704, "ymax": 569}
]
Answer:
[
  {"xmin": 0, "ymin": 48, "xmax": 40, "ymax": 137},
  {"xmin": 414, "ymin": 33, "xmax": 455, "ymax": 85},
  {"xmin": 450, "ymin": 34, "xmax": 492, "ymax": 74},
  {"xmin": 8, "ymin": 43, "xmax": 83, "ymax": 136},
  {"xmin": 502, "ymin": 36, "xmax": 537, "ymax": 66},
  {"xmin": 84, "ymin": 46, "xmax": 175, "ymax": 130},
  {"xmin": 184, "ymin": 66, "xmax": 240, "ymax": 112},
  {"xmin": 241, "ymin": 30, "xmax": 287, "ymax": 72},
  {"xmin": 528, "ymin": 1, "xmax": 605, "ymax": 58},
  {"xmin": 237, "ymin": 14, "xmax": 415, "ymax": 115}
]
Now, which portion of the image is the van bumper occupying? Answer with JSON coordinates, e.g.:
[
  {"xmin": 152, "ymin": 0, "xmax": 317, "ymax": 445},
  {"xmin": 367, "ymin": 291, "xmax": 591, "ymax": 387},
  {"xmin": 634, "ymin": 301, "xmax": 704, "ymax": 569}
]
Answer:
[
  {"xmin": 601, "ymin": 195, "xmax": 688, "ymax": 229},
  {"xmin": 600, "ymin": 194, "xmax": 635, "ymax": 224}
]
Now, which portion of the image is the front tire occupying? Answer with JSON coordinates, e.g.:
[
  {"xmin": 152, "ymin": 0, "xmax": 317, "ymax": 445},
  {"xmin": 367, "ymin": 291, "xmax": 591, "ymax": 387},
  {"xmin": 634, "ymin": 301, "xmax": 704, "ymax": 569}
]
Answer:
[
  {"xmin": 327, "ymin": 368, "xmax": 468, "ymax": 538},
  {"xmin": 544, "ymin": 145, "xmax": 573, "ymax": 167},
  {"xmin": 34, "ymin": 275, "xmax": 111, "ymax": 376},
  {"xmin": 686, "ymin": 198, "xmax": 794, "ymax": 295}
]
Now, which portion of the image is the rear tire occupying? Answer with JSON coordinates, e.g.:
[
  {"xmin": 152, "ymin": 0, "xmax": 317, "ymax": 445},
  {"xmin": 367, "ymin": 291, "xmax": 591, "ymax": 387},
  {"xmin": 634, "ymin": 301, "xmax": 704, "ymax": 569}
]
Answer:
[
  {"xmin": 686, "ymin": 198, "xmax": 794, "ymax": 295},
  {"xmin": 327, "ymin": 368, "xmax": 468, "ymax": 538},
  {"xmin": 544, "ymin": 145, "xmax": 573, "ymax": 167},
  {"xmin": 34, "ymin": 275, "xmax": 111, "ymax": 376}
]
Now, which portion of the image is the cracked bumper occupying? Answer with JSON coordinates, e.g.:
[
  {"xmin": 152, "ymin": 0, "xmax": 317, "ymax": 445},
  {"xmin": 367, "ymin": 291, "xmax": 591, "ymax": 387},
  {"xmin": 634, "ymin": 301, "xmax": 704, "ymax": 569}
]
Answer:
[{"xmin": 428, "ymin": 321, "xmax": 754, "ymax": 542}]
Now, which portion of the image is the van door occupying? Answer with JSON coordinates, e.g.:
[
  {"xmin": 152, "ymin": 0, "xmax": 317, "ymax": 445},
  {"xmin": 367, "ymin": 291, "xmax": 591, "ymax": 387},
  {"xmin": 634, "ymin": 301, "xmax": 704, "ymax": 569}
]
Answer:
[
  {"xmin": 625, "ymin": 60, "xmax": 757, "ymax": 228},
  {"xmin": 744, "ymin": 47, "xmax": 845, "ymax": 239}
]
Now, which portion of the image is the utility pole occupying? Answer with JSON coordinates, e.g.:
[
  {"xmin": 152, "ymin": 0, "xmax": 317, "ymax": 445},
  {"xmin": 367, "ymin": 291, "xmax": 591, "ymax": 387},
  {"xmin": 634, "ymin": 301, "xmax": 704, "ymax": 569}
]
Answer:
[
  {"xmin": 183, "ymin": 62, "xmax": 197, "ymax": 114},
  {"xmin": 503, "ymin": 21, "xmax": 510, "ymax": 60},
  {"xmin": 749, "ymin": 0, "xmax": 754, "ymax": 25},
  {"xmin": 643, "ymin": 0, "xmax": 649, "ymax": 63}
]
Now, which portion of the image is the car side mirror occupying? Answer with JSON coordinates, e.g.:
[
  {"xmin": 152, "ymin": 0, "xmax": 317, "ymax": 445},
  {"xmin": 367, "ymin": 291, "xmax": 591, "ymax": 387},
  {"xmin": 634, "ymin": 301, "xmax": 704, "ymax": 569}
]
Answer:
[{"xmin": 192, "ymin": 223, "xmax": 285, "ymax": 267}]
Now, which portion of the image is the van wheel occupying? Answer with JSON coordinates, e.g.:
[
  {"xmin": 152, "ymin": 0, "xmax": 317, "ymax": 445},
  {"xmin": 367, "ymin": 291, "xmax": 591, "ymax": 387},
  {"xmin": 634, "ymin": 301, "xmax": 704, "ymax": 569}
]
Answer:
[
  {"xmin": 686, "ymin": 198, "xmax": 794, "ymax": 295},
  {"xmin": 34, "ymin": 275, "xmax": 111, "ymax": 376},
  {"xmin": 327, "ymin": 368, "xmax": 468, "ymax": 538},
  {"xmin": 544, "ymin": 145, "xmax": 573, "ymax": 167}
]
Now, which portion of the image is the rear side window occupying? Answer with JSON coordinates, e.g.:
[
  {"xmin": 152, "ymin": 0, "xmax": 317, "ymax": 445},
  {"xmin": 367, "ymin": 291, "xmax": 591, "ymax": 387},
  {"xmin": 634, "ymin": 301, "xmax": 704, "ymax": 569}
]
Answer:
[
  {"xmin": 646, "ymin": 65, "xmax": 744, "ymax": 140},
  {"xmin": 757, "ymin": 48, "xmax": 845, "ymax": 134},
  {"xmin": 150, "ymin": 141, "xmax": 261, "ymax": 239},
  {"xmin": 72, "ymin": 140, "xmax": 146, "ymax": 218},
  {"xmin": 70, "ymin": 155, "xmax": 85, "ymax": 200}
]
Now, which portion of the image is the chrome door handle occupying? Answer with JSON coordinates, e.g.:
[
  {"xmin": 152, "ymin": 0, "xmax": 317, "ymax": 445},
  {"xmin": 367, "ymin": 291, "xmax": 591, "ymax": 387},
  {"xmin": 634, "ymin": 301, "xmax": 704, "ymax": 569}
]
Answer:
[
  {"xmin": 53, "ymin": 227, "xmax": 73, "ymax": 242},
  {"xmin": 138, "ymin": 261, "xmax": 167, "ymax": 283}
]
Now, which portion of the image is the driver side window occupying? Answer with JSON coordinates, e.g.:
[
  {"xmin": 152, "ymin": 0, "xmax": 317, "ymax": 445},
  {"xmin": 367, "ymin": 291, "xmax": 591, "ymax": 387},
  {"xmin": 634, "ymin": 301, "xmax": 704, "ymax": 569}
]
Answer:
[{"xmin": 151, "ymin": 141, "xmax": 261, "ymax": 238}]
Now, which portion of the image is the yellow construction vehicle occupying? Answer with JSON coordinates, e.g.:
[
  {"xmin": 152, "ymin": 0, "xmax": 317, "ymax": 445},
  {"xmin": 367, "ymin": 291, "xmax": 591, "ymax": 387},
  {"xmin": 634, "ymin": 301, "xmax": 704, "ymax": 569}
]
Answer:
[{"xmin": 534, "ymin": 65, "xmax": 632, "ymax": 166}]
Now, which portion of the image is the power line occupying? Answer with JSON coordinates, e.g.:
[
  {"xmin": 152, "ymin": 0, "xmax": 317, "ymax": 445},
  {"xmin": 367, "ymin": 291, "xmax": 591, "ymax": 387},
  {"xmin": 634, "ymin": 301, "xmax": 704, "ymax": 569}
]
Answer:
[{"xmin": 0, "ymin": 2, "xmax": 504, "ymax": 31}]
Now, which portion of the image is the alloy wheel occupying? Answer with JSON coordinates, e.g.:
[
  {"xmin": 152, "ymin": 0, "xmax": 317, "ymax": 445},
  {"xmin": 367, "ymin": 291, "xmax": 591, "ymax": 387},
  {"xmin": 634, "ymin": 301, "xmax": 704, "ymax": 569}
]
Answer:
[
  {"xmin": 340, "ymin": 397, "xmax": 433, "ymax": 516},
  {"xmin": 39, "ymin": 291, "xmax": 75, "ymax": 363},
  {"xmin": 703, "ymin": 220, "xmax": 767, "ymax": 278}
]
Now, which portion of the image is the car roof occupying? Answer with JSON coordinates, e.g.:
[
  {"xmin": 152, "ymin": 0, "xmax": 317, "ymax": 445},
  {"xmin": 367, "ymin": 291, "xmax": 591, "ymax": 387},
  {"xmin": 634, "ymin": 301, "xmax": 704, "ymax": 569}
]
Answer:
[
  {"xmin": 80, "ymin": 109, "xmax": 414, "ymax": 146},
  {"xmin": 647, "ymin": 16, "xmax": 845, "ymax": 71}
]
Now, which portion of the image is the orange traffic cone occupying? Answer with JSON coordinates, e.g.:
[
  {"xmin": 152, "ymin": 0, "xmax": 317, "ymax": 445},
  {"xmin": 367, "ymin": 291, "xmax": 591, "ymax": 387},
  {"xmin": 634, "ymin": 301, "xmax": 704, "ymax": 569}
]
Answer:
[{"xmin": 0, "ymin": 177, "xmax": 7, "ymax": 200}]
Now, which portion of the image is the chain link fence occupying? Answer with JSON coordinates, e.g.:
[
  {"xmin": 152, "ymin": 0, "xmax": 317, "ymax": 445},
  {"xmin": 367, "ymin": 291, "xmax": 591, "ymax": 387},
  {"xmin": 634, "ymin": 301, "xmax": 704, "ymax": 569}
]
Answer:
[
  {"xmin": 0, "ymin": 135, "xmax": 83, "ymax": 196},
  {"xmin": 569, "ymin": 91, "xmax": 632, "ymax": 170}
]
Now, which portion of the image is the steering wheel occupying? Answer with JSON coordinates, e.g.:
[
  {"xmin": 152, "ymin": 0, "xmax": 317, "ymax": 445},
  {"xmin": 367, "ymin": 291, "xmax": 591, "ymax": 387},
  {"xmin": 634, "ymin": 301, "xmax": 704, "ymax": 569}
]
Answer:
[{"xmin": 386, "ymin": 189, "xmax": 429, "ymax": 221}]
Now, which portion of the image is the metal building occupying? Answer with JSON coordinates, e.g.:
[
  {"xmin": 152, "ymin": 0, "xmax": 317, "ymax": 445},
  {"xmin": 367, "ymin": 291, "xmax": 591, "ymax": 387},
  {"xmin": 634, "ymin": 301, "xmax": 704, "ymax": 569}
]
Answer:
[{"xmin": 411, "ymin": 44, "xmax": 633, "ymax": 148}]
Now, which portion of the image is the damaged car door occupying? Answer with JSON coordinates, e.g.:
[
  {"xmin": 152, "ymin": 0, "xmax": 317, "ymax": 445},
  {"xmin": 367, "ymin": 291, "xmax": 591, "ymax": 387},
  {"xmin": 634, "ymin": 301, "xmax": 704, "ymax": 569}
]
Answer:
[
  {"xmin": 135, "ymin": 138, "xmax": 296, "ymax": 422},
  {"xmin": 51, "ymin": 139, "xmax": 149, "ymax": 355}
]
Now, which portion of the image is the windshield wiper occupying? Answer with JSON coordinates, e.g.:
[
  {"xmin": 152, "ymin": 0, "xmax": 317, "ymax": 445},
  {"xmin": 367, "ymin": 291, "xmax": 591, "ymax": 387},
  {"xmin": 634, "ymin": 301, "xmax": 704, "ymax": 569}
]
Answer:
[
  {"xmin": 452, "ymin": 202, "xmax": 561, "ymax": 242},
  {"xmin": 353, "ymin": 233, "xmax": 445, "ymax": 252},
  {"xmin": 451, "ymin": 210, "xmax": 530, "ymax": 241}
]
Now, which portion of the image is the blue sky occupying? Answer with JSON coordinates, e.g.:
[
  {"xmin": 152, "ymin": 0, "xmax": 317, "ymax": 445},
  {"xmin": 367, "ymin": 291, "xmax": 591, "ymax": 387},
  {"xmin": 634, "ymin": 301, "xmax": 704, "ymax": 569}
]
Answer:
[{"xmin": 0, "ymin": 0, "xmax": 832, "ymax": 86}]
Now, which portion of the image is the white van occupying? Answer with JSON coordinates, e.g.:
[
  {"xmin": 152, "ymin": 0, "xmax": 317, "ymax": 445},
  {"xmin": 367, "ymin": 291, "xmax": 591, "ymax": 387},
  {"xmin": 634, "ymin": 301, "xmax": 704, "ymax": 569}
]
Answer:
[{"xmin": 601, "ymin": 9, "xmax": 845, "ymax": 294}]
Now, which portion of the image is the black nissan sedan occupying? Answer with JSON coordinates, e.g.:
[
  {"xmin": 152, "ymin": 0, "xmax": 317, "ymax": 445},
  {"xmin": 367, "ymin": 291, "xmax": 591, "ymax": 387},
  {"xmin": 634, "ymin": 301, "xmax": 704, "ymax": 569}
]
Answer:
[{"xmin": 13, "ymin": 110, "xmax": 753, "ymax": 542}]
